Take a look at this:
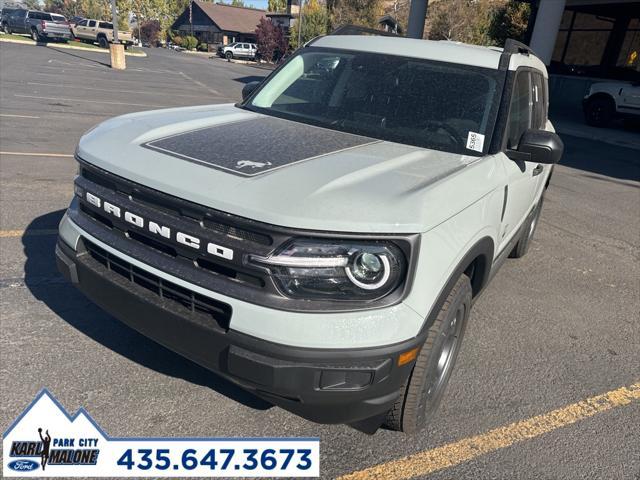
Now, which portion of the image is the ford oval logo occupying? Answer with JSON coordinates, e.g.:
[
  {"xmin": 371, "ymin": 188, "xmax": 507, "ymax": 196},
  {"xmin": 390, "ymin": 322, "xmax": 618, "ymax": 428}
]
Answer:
[{"xmin": 8, "ymin": 459, "xmax": 39, "ymax": 471}]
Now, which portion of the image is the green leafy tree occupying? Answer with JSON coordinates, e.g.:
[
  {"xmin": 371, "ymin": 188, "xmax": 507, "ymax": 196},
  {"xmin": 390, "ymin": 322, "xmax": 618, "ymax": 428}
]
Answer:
[
  {"xmin": 289, "ymin": 0, "xmax": 327, "ymax": 49},
  {"xmin": 328, "ymin": 0, "xmax": 382, "ymax": 31},
  {"xmin": 23, "ymin": 0, "xmax": 42, "ymax": 10},
  {"xmin": 487, "ymin": 0, "xmax": 531, "ymax": 46},
  {"xmin": 268, "ymin": 0, "xmax": 287, "ymax": 12}
]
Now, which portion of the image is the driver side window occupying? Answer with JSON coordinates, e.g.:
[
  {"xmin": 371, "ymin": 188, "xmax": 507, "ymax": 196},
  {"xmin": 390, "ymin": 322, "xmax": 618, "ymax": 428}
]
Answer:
[{"xmin": 506, "ymin": 71, "xmax": 532, "ymax": 149}]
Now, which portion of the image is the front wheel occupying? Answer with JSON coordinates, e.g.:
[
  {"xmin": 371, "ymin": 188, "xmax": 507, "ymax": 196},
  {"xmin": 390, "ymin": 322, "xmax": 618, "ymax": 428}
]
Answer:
[
  {"xmin": 384, "ymin": 274, "xmax": 472, "ymax": 433},
  {"xmin": 225, "ymin": 51, "xmax": 233, "ymax": 60}
]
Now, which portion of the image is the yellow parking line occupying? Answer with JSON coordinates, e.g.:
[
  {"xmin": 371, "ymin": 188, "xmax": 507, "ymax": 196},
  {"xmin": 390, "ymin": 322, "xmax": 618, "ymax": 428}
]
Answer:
[
  {"xmin": 338, "ymin": 382, "xmax": 640, "ymax": 480},
  {"xmin": 0, "ymin": 151, "xmax": 73, "ymax": 157},
  {"xmin": 0, "ymin": 229, "xmax": 58, "ymax": 238}
]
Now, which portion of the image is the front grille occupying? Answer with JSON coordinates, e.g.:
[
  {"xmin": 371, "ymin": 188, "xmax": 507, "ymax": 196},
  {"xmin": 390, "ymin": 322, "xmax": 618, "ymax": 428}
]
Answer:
[{"xmin": 84, "ymin": 239, "xmax": 232, "ymax": 330}]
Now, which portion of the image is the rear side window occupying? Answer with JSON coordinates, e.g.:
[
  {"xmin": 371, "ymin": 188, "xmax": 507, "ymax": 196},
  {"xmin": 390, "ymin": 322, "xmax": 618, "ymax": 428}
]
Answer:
[
  {"xmin": 52, "ymin": 14, "xmax": 65, "ymax": 22},
  {"xmin": 531, "ymin": 73, "xmax": 547, "ymax": 129},
  {"xmin": 506, "ymin": 70, "xmax": 532, "ymax": 148},
  {"xmin": 99, "ymin": 22, "xmax": 112, "ymax": 29},
  {"xmin": 42, "ymin": 13, "xmax": 52, "ymax": 21}
]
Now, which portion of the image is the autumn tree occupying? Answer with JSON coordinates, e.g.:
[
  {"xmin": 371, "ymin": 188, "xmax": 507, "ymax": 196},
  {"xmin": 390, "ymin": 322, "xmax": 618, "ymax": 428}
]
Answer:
[
  {"xmin": 268, "ymin": 0, "xmax": 287, "ymax": 12},
  {"xmin": 255, "ymin": 17, "xmax": 287, "ymax": 62},
  {"xmin": 289, "ymin": 0, "xmax": 327, "ymax": 49},
  {"xmin": 139, "ymin": 18, "xmax": 161, "ymax": 44}
]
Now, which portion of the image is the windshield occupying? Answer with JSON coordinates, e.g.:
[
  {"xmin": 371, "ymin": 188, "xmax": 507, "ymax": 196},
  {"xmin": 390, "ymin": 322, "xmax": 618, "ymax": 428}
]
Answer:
[{"xmin": 245, "ymin": 47, "xmax": 504, "ymax": 155}]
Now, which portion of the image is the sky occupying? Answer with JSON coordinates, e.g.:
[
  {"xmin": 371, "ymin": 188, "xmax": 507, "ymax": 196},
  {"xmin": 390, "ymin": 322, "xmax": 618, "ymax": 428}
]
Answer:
[{"xmin": 245, "ymin": 0, "xmax": 269, "ymax": 9}]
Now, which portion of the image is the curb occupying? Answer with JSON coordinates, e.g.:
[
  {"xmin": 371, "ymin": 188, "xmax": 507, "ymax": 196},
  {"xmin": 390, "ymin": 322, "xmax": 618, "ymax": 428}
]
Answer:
[{"xmin": 0, "ymin": 37, "xmax": 147, "ymax": 57}]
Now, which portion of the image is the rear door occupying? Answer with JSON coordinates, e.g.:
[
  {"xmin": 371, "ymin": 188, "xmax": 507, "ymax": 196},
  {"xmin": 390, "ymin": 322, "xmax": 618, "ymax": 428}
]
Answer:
[{"xmin": 496, "ymin": 69, "xmax": 540, "ymax": 254}]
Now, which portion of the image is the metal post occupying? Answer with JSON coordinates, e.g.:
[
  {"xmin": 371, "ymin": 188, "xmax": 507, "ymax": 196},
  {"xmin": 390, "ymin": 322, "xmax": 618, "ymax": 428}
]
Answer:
[
  {"xmin": 406, "ymin": 0, "xmax": 428, "ymax": 39},
  {"xmin": 111, "ymin": 0, "xmax": 119, "ymax": 43},
  {"xmin": 297, "ymin": 0, "xmax": 303, "ymax": 48}
]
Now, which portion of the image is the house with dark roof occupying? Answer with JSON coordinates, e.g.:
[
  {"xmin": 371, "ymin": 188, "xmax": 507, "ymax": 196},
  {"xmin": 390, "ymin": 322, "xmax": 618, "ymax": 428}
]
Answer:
[{"xmin": 171, "ymin": 1, "xmax": 265, "ymax": 45}]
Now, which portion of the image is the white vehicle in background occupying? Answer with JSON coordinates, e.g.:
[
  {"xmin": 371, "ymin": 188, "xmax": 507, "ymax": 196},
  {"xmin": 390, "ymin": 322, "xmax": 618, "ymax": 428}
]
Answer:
[
  {"xmin": 583, "ymin": 81, "xmax": 640, "ymax": 127},
  {"xmin": 218, "ymin": 42, "xmax": 256, "ymax": 60}
]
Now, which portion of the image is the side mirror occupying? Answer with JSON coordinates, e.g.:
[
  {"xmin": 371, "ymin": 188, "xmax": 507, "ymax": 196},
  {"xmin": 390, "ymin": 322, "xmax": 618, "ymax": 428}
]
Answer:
[
  {"xmin": 241, "ymin": 80, "xmax": 261, "ymax": 101},
  {"xmin": 507, "ymin": 129, "xmax": 564, "ymax": 165}
]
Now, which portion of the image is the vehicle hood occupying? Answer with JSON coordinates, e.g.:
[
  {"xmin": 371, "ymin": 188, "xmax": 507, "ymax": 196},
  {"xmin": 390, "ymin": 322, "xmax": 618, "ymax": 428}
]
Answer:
[{"xmin": 77, "ymin": 104, "xmax": 498, "ymax": 233}]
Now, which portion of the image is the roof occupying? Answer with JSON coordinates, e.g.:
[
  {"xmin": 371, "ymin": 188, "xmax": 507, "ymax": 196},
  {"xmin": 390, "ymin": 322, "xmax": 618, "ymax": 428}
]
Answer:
[
  {"xmin": 312, "ymin": 36, "xmax": 504, "ymax": 70},
  {"xmin": 311, "ymin": 35, "xmax": 547, "ymax": 73},
  {"xmin": 195, "ymin": 1, "xmax": 265, "ymax": 34}
]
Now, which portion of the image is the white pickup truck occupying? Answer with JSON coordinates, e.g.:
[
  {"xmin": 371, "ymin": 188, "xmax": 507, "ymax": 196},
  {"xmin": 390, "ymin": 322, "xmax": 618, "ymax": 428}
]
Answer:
[{"xmin": 71, "ymin": 18, "xmax": 133, "ymax": 49}]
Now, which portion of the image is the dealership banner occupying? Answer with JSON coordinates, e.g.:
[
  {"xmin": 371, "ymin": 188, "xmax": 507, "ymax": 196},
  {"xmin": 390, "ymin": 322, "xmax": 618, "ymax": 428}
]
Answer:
[{"xmin": 3, "ymin": 390, "xmax": 319, "ymax": 477}]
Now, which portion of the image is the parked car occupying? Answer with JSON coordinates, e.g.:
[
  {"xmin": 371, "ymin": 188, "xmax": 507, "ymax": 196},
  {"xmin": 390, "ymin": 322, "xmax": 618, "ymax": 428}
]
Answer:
[
  {"xmin": 218, "ymin": 42, "xmax": 256, "ymax": 60},
  {"xmin": 2, "ymin": 9, "xmax": 72, "ymax": 41},
  {"xmin": 71, "ymin": 18, "xmax": 133, "ymax": 49},
  {"xmin": 583, "ymin": 81, "xmax": 640, "ymax": 127},
  {"xmin": 1, "ymin": 6, "xmax": 21, "ymax": 28},
  {"xmin": 57, "ymin": 35, "xmax": 562, "ymax": 434}
]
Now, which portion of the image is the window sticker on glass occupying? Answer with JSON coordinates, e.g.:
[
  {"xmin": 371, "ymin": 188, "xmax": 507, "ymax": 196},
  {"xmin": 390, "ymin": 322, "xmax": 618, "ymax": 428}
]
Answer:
[{"xmin": 466, "ymin": 131, "xmax": 485, "ymax": 152}]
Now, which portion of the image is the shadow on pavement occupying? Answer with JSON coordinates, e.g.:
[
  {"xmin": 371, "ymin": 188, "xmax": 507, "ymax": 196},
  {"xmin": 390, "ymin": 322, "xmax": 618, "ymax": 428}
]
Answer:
[
  {"xmin": 558, "ymin": 134, "xmax": 640, "ymax": 184},
  {"xmin": 233, "ymin": 75, "xmax": 265, "ymax": 84},
  {"xmin": 23, "ymin": 209, "xmax": 271, "ymax": 411},
  {"xmin": 42, "ymin": 44, "xmax": 111, "ymax": 68}
]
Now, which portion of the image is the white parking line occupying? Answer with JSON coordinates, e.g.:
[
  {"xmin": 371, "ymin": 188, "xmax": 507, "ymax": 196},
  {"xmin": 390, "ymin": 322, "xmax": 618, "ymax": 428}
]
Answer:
[
  {"xmin": 179, "ymin": 71, "xmax": 222, "ymax": 96},
  {"xmin": 14, "ymin": 94, "xmax": 170, "ymax": 108},
  {"xmin": 0, "ymin": 114, "xmax": 40, "ymax": 119}
]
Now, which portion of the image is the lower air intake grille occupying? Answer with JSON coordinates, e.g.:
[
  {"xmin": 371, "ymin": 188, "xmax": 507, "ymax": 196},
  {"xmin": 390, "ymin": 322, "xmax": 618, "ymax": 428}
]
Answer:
[{"xmin": 84, "ymin": 239, "xmax": 232, "ymax": 330}]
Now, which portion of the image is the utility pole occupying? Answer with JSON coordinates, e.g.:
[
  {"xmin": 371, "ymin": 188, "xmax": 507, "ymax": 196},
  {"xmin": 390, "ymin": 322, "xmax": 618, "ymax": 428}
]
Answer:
[
  {"xmin": 111, "ymin": 0, "xmax": 119, "ymax": 43},
  {"xmin": 297, "ymin": 0, "xmax": 303, "ymax": 48},
  {"xmin": 406, "ymin": 0, "xmax": 428, "ymax": 39}
]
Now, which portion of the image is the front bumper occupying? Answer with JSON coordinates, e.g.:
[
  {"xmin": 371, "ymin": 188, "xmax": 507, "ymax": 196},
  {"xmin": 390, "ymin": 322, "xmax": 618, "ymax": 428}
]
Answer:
[{"xmin": 56, "ymin": 236, "xmax": 421, "ymax": 425}]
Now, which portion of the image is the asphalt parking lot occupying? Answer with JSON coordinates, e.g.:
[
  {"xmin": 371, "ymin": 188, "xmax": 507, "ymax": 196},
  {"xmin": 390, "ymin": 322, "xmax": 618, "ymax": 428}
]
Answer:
[{"xmin": 1, "ymin": 42, "xmax": 639, "ymax": 479}]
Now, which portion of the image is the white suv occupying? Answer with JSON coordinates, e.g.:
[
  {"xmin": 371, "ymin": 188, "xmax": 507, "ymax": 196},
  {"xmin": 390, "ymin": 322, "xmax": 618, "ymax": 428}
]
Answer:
[
  {"xmin": 219, "ymin": 42, "xmax": 256, "ymax": 60},
  {"xmin": 57, "ymin": 32, "xmax": 562, "ymax": 434},
  {"xmin": 583, "ymin": 80, "xmax": 640, "ymax": 127}
]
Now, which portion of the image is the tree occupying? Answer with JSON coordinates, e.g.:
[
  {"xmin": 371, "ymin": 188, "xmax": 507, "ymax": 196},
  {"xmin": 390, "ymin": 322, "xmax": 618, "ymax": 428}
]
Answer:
[
  {"xmin": 255, "ymin": 17, "xmax": 287, "ymax": 62},
  {"xmin": 139, "ymin": 18, "xmax": 160, "ymax": 44},
  {"xmin": 487, "ymin": 0, "xmax": 531, "ymax": 47},
  {"xmin": 231, "ymin": 0, "xmax": 247, "ymax": 6},
  {"xmin": 289, "ymin": 0, "xmax": 327, "ymax": 49},
  {"xmin": 328, "ymin": 0, "xmax": 382, "ymax": 31},
  {"xmin": 268, "ymin": 0, "xmax": 287, "ymax": 13},
  {"xmin": 23, "ymin": 0, "xmax": 41, "ymax": 10}
]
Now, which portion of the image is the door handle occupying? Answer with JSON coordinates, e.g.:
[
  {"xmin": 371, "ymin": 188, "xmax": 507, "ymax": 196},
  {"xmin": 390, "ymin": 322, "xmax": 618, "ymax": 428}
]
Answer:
[{"xmin": 532, "ymin": 164, "xmax": 543, "ymax": 176}]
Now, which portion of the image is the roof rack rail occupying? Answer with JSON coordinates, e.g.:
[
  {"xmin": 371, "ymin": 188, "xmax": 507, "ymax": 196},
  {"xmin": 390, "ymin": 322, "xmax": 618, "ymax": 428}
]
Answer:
[
  {"xmin": 330, "ymin": 24, "xmax": 399, "ymax": 37},
  {"xmin": 503, "ymin": 38, "xmax": 536, "ymax": 56}
]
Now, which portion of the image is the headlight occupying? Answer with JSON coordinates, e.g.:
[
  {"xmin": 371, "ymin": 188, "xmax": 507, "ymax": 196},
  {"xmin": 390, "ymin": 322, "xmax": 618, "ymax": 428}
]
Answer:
[{"xmin": 248, "ymin": 239, "xmax": 407, "ymax": 301}]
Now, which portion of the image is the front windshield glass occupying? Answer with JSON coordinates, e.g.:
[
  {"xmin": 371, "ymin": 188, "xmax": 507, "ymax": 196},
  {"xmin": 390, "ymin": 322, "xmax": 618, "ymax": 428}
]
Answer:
[{"xmin": 245, "ymin": 47, "xmax": 504, "ymax": 155}]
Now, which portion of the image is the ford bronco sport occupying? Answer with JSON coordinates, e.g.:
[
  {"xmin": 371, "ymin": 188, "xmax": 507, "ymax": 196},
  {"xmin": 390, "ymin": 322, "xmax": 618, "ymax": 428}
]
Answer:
[{"xmin": 56, "ymin": 31, "xmax": 563, "ymax": 434}]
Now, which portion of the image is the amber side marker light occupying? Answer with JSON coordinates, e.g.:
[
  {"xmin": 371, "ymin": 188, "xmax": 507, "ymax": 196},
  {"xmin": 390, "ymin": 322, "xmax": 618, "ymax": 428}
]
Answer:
[{"xmin": 398, "ymin": 347, "xmax": 419, "ymax": 366}]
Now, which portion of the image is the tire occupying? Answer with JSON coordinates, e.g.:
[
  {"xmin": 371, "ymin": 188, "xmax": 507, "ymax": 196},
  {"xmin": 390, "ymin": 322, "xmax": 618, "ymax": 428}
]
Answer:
[
  {"xmin": 2, "ymin": 24, "xmax": 10, "ymax": 34},
  {"xmin": 225, "ymin": 51, "xmax": 233, "ymax": 60},
  {"xmin": 509, "ymin": 197, "xmax": 544, "ymax": 259},
  {"xmin": 98, "ymin": 36, "xmax": 109, "ymax": 49},
  {"xmin": 31, "ymin": 28, "xmax": 40, "ymax": 42},
  {"xmin": 584, "ymin": 96, "xmax": 614, "ymax": 127},
  {"xmin": 384, "ymin": 274, "xmax": 472, "ymax": 433}
]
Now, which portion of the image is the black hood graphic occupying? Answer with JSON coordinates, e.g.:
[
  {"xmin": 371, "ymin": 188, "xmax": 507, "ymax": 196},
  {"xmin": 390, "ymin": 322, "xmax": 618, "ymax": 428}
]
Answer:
[{"xmin": 143, "ymin": 116, "xmax": 377, "ymax": 177}]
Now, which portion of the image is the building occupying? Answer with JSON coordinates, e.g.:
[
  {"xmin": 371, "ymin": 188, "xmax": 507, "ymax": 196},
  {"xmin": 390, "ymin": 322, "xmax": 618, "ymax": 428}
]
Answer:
[
  {"xmin": 171, "ymin": 1, "xmax": 265, "ymax": 45},
  {"xmin": 527, "ymin": 0, "xmax": 639, "ymax": 114}
]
